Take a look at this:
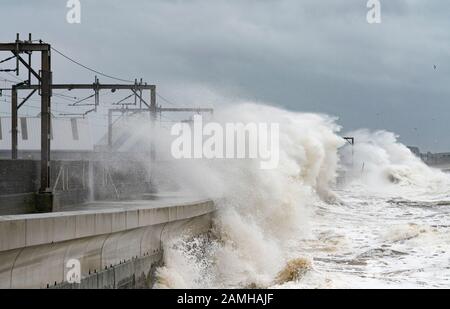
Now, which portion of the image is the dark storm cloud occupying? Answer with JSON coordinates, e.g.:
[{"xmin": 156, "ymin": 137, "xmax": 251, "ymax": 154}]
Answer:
[{"xmin": 1, "ymin": 0, "xmax": 450, "ymax": 151}]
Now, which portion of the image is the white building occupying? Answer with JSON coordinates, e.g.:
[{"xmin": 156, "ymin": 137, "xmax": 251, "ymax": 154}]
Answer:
[{"xmin": 0, "ymin": 116, "xmax": 93, "ymax": 153}]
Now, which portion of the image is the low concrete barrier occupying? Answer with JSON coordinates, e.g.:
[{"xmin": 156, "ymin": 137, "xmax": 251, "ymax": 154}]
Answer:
[{"xmin": 0, "ymin": 199, "xmax": 215, "ymax": 288}]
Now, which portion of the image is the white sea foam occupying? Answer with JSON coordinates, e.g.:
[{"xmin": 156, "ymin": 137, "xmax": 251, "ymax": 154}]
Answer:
[
  {"xmin": 150, "ymin": 102, "xmax": 344, "ymax": 288},
  {"xmin": 137, "ymin": 103, "xmax": 450, "ymax": 289}
]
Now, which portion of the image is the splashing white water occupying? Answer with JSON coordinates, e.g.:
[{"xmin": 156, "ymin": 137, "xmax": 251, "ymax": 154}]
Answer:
[
  {"xmin": 148, "ymin": 104, "xmax": 450, "ymax": 289},
  {"xmin": 300, "ymin": 129, "xmax": 450, "ymax": 289},
  {"xmin": 151, "ymin": 102, "xmax": 344, "ymax": 288},
  {"xmin": 340, "ymin": 129, "xmax": 450, "ymax": 199}
]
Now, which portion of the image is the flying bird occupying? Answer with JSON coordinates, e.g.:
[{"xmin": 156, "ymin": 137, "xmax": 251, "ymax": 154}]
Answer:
[{"xmin": 434, "ymin": 65, "xmax": 437, "ymax": 70}]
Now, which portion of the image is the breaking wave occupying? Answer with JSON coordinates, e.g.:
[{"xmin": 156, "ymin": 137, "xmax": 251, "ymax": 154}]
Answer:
[
  {"xmin": 148, "ymin": 103, "xmax": 450, "ymax": 288},
  {"xmin": 340, "ymin": 129, "xmax": 450, "ymax": 198},
  {"xmin": 152, "ymin": 102, "xmax": 343, "ymax": 288}
]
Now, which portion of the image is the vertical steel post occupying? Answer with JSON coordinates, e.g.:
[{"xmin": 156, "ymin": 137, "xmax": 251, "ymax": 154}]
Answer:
[
  {"xmin": 40, "ymin": 48, "xmax": 51, "ymax": 193},
  {"xmin": 108, "ymin": 109, "xmax": 113, "ymax": 149},
  {"xmin": 28, "ymin": 33, "xmax": 32, "ymax": 84},
  {"xmin": 150, "ymin": 86, "xmax": 156, "ymax": 161},
  {"xmin": 15, "ymin": 33, "xmax": 19, "ymax": 76},
  {"xmin": 139, "ymin": 78, "xmax": 143, "ymax": 109},
  {"xmin": 11, "ymin": 86, "xmax": 18, "ymax": 159}
]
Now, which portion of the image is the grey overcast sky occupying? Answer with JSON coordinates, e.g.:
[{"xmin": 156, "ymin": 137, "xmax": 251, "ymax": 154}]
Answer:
[{"xmin": 1, "ymin": 0, "xmax": 450, "ymax": 151}]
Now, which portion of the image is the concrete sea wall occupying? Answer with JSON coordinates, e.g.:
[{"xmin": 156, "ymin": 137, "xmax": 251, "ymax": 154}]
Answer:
[
  {"xmin": 0, "ymin": 199, "xmax": 215, "ymax": 288},
  {"xmin": 0, "ymin": 159, "xmax": 151, "ymax": 215}
]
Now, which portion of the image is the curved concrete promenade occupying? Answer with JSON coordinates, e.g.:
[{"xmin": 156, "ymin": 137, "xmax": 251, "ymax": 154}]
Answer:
[{"xmin": 0, "ymin": 197, "xmax": 215, "ymax": 288}]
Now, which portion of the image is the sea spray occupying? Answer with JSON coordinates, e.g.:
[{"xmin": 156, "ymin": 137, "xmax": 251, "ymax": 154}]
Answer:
[
  {"xmin": 148, "ymin": 102, "xmax": 345, "ymax": 288},
  {"xmin": 340, "ymin": 129, "xmax": 450, "ymax": 197},
  {"xmin": 115, "ymin": 102, "xmax": 450, "ymax": 288}
]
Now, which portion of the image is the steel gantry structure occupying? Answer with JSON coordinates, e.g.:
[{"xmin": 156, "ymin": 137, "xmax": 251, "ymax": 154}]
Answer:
[
  {"xmin": 0, "ymin": 34, "xmax": 52, "ymax": 201},
  {"xmin": 0, "ymin": 35, "xmax": 158, "ymax": 211},
  {"xmin": 1, "ymin": 34, "xmax": 214, "ymax": 211},
  {"xmin": 107, "ymin": 106, "xmax": 214, "ymax": 150}
]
